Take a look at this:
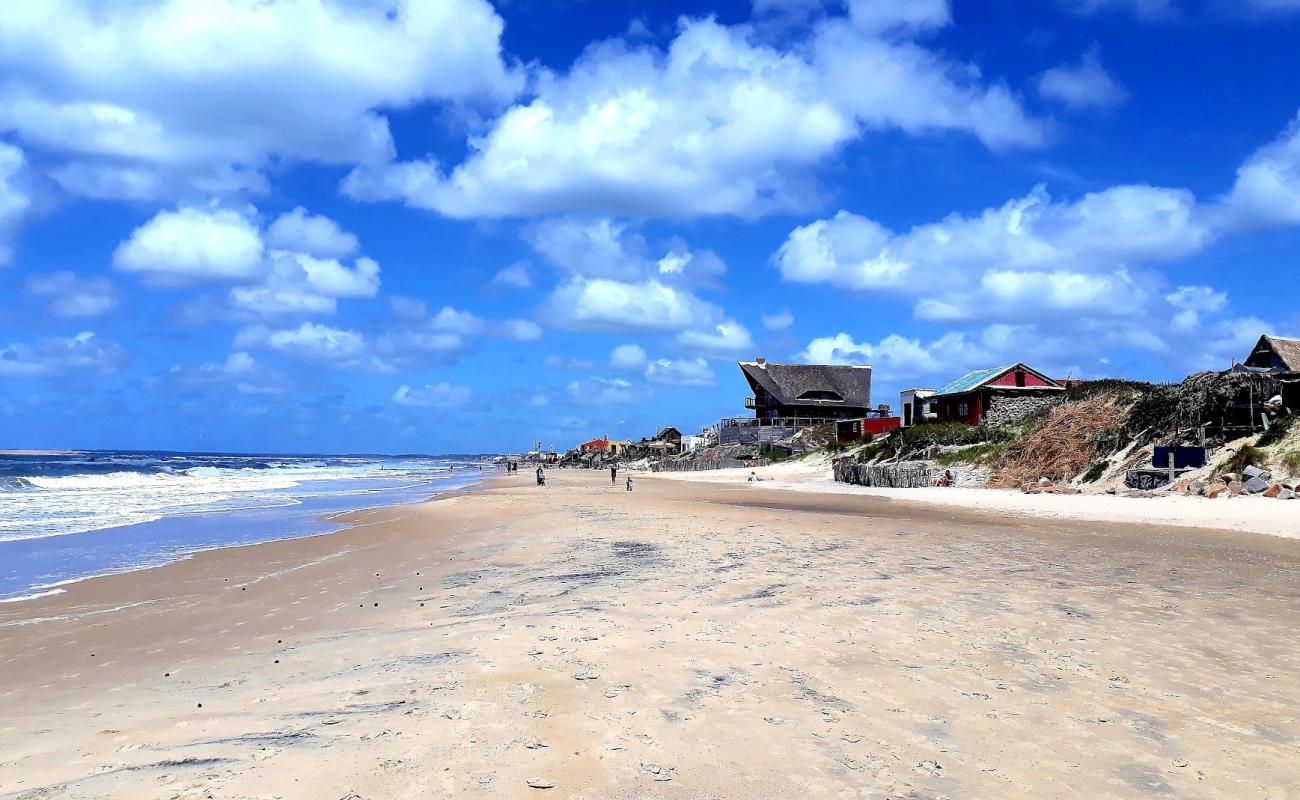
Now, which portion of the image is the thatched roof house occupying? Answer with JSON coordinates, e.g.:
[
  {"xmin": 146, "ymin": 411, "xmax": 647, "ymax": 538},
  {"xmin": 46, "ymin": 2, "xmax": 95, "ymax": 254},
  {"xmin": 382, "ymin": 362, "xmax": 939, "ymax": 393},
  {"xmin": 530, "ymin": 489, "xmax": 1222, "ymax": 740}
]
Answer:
[
  {"xmin": 738, "ymin": 358, "xmax": 873, "ymax": 421},
  {"xmin": 1243, "ymin": 335, "xmax": 1300, "ymax": 373}
]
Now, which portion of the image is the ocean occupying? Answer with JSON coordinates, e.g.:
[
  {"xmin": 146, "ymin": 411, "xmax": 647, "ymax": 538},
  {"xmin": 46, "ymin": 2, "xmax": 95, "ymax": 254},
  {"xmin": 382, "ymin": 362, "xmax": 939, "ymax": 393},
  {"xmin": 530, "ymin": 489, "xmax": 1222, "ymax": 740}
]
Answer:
[{"xmin": 0, "ymin": 450, "xmax": 487, "ymax": 603}]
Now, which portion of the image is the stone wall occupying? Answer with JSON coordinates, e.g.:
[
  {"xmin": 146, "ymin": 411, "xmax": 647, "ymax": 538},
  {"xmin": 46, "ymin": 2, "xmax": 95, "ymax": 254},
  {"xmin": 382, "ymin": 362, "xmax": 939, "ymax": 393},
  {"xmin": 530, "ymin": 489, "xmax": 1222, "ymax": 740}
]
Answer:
[{"xmin": 983, "ymin": 392, "xmax": 1062, "ymax": 428}]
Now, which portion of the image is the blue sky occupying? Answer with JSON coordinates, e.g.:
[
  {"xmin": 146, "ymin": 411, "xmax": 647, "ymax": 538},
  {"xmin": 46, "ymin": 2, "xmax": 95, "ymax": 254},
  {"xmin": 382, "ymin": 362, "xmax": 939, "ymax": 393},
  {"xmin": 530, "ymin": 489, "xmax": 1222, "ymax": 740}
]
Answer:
[{"xmin": 2, "ymin": 0, "xmax": 1299, "ymax": 455}]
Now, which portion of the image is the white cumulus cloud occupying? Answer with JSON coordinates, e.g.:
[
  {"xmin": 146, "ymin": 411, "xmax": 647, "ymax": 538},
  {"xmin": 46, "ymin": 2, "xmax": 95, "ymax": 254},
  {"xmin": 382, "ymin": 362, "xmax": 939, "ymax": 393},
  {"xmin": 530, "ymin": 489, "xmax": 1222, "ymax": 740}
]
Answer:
[
  {"xmin": 644, "ymin": 357, "xmax": 716, "ymax": 387},
  {"xmin": 1037, "ymin": 47, "xmax": 1128, "ymax": 110},
  {"xmin": 0, "ymin": 331, "xmax": 124, "ymax": 376},
  {"xmin": 392, "ymin": 382, "xmax": 473, "ymax": 408},
  {"xmin": 0, "ymin": 0, "xmax": 522, "ymax": 199},
  {"xmin": 343, "ymin": 12, "xmax": 1044, "ymax": 218},
  {"xmin": 609, "ymin": 343, "xmax": 648, "ymax": 370},
  {"xmin": 676, "ymin": 320, "xmax": 757, "ymax": 358},
  {"xmin": 113, "ymin": 206, "xmax": 265, "ymax": 284},
  {"xmin": 545, "ymin": 277, "xmax": 721, "ymax": 333},
  {"xmin": 26, "ymin": 271, "xmax": 118, "ymax": 317},
  {"xmin": 266, "ymin": 206, "xmax": 360, "ymax": 258},
  {"xmin": 0, "ymin": 142, "xmax": 31, "ymax": 265}
]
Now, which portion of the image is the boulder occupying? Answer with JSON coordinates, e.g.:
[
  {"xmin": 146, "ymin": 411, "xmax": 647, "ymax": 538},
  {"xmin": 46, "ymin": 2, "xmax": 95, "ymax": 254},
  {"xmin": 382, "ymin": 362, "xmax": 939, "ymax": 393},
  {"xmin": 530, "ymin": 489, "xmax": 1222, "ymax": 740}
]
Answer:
[
  {"xmin": 1228, "ymin": 480, "xmax": 1247, "ymax": 496},
  {"xmin": 1279, "ymin": 488, "xmax": 1297, "ymax": 500},
  {"xmin": 1242, "ymin": 476, "xmax": 1270, "ymax": 494},
  {"xmin": 1243, "ymin": 465, "xmax": 1271, "ymax": 481},
  {"xmin": 1037, "ymin": 477, "xmax": 1054, "ymax": 488},
  {"xmin": 1170, "ymin": 478, "xmax": 1193, "ymax": 494},
  {"xmin": 1263, "ymin": 484, "xmax": 1283, "ymax": 498}
]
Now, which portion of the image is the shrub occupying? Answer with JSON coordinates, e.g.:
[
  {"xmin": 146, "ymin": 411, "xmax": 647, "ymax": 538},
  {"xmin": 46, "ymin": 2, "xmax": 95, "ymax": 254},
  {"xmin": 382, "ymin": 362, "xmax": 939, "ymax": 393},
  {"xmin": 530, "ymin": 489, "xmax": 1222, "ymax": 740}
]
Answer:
[
  {"xmin": 900, "ymin": 422, "xmax": 985, "ymax": 450},
  {"xmin": 1282, "ymin": 450, "xmax": 1300, "ymax": 475},
  {"xmin": 935, "ymin": 442, "xmax": 1006, "ymax": 467},
  {"xmin": 1257, "ymin": 415, "xmax": 1295, "ymax": 447},
  {"xmin": 1221, "ymin": 445, "xmax": 1267, "ymax": 476}
]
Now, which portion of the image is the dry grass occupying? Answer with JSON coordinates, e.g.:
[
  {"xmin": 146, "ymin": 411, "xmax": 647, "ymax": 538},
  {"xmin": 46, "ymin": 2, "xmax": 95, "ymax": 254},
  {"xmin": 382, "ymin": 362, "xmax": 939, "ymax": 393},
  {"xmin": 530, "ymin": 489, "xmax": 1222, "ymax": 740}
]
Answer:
[{"xmin": 988, "ymin": 398, "xmax": 1122, "ymax": 488}]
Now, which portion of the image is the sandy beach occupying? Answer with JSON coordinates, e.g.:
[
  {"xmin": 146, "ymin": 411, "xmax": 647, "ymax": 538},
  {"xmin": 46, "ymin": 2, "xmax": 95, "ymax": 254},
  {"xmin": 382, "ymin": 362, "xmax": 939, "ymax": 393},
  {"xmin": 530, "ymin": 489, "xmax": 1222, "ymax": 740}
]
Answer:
[{"xmin": 1, "ymin": 470, "xmax": 1298, "ymax": 799}]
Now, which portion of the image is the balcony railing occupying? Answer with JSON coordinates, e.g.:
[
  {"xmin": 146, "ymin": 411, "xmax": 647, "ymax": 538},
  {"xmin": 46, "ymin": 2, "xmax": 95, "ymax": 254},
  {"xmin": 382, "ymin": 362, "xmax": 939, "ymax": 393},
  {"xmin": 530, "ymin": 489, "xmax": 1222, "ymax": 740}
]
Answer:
[{"xmin": 719, "ymin": 416, "xmax": 840, "ymax": 428}]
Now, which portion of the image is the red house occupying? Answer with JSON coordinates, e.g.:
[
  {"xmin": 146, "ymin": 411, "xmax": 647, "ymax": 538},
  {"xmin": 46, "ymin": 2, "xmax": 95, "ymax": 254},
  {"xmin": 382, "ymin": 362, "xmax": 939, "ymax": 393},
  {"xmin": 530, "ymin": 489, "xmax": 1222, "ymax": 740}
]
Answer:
[
  {"xmin": 835, "ymin": 416, "xmax": 901, "ymax": 444},
  {"xmin": 932, "ymin": 363, "xmax": 1065, "ymax": 427},
  {"xmin": 579, "ymin": 437, "xmax": 609, "ymax": 453}
]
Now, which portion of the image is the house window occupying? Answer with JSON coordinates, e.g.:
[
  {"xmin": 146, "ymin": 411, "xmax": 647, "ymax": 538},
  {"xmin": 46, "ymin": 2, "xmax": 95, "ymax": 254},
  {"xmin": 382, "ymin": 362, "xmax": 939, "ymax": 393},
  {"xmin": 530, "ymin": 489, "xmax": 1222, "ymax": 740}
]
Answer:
[{"xmin": 957, "ymin": 402, "xmax": 969, "ymax": 417}]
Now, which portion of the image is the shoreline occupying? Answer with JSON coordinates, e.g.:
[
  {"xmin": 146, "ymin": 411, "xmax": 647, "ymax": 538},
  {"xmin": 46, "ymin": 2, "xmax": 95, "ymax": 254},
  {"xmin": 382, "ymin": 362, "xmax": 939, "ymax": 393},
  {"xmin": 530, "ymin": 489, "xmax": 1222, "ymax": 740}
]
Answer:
[
  {"xmin": 0, "ymin": 470, "xmax": 494, "ymax": 606},
  {"xmin": 1, "ymin": 470, "xmax": 1297, "ymax": 798},
  {"xmin": 5, "ymin": 450, "xmax": 1296, "ymax": 612}
]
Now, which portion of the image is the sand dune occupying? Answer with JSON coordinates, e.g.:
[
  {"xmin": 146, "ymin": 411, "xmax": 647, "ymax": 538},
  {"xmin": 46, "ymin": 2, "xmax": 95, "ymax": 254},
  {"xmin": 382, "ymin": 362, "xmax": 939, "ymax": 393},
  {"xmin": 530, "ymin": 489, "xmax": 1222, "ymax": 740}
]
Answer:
[{"xmin": 0, "ymin": 471, "xmax": 1297, "ymax": 798}]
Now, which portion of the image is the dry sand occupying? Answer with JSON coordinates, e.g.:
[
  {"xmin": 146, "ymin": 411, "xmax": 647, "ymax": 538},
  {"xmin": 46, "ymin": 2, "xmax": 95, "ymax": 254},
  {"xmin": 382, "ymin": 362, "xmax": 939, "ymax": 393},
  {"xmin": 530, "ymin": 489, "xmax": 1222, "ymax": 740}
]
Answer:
[
  {"xmin": 1, "ymin": 470, "xmax": 1298, "ymax": 799},
  {"xmin": 660, "ymin": 455, "xmax": 1300, "ymax": 541}
]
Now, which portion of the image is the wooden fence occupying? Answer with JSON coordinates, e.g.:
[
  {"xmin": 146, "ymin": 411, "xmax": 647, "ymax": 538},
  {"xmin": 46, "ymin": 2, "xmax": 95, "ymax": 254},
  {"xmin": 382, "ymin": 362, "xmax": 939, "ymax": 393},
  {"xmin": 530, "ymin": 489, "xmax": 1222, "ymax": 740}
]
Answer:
[{"xmin": 834, "ymin": 460, "xmax": 938, "ymax": 488}]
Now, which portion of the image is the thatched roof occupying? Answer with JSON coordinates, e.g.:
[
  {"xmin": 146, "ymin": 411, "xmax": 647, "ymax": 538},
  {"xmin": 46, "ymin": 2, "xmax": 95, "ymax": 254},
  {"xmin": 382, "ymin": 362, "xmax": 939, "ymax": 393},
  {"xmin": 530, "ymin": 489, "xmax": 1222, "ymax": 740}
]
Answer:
[
  {"xmin": 738, "ymin": 361, "xmax": 873, "ymax": 408},
  {"xmin": 1246, "ymin": 335, "xmax": 1300, "ymax": 372}
]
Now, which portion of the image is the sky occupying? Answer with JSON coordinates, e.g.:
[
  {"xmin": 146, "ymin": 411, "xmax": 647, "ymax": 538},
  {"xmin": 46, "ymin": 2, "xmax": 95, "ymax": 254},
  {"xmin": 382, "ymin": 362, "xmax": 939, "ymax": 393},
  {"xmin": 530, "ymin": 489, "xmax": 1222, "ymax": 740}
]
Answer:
[{"xmin": 1, "ymin": 0, "xmax": 1299, "ymax": 455}]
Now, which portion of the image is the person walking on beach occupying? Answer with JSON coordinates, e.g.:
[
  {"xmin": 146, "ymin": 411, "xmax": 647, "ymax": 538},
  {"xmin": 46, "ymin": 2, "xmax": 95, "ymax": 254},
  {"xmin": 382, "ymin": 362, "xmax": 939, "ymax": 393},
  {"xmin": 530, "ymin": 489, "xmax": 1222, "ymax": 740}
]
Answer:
[
  {"xmin": 626, "ymin": 475, "xmax": 633, "ymax": 492},
  {"xmin": 536, "ymin": 466, "xmax": 546, "ymax": 486},
  {"xmin": 610, "ymin": 464, "xmax": 618, "ymax": 485}
]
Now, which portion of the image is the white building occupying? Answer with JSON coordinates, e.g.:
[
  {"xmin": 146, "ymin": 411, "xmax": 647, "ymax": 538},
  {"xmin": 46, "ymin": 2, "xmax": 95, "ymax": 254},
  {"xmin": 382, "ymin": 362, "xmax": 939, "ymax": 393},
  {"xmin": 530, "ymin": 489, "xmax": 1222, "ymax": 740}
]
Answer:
[{"xmin": 899, "ymin": 388, "xmax": 936, "ymax": 427}]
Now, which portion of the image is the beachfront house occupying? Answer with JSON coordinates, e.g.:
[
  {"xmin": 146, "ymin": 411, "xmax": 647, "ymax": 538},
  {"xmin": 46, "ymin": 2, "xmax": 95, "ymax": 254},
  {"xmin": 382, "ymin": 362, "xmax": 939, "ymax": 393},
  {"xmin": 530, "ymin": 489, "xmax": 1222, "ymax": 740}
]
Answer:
[
  {"xmin": 931, "ymin": 364, "xmax": 1065, "ymax": 427},
  {"xmin": 652, "ymin": 426, "xmax": 683, "ymax": 452},
  {"xmin": 605, "ymin": 439, "xmax": 632, "ymax": 456},
  {"xmin": 1236, "ymin": 334, "xmax": 1300, "ymax": 412},
  {"xmin": 719, "ymin": 358, "xmax": 873, "ymax": 444},
  {"xmin": 899, "ymin": 388, "xmax": 936, "ymax": 427},
  {"xmin": 1242, "ymin": 334, "xmax": 1300, "ymax": 373},
  {"xmin": 579, "ymin": 437, "xmax": 610, "ymax": 454}
]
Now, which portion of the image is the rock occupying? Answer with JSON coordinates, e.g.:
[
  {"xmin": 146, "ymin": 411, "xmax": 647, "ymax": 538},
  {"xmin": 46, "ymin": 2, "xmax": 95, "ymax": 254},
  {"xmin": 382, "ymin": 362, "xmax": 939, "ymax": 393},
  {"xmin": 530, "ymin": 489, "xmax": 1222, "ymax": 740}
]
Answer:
[
  {"xmin": 1228, "ymin": 481, "xmax": 1246, "ymax": 496},
  {"xmin": 1243, "ymin": 465, "xmax": 1270, "ymax": 480},
  {"xmin": 1203, "ymin": 481, "xmax": 1227, "ymax": 497},
  {"xmin": 1279, "ymin": 488, "xmax": 1296, "ymax": 500},
  {"xmin": 1170, "ymin": 478, "xmax": 1193, "ymax": 493},
  {"xmin": 1242, "ymin": 476, "xmax": 1270, "ymax": 493},
  {"xmin": 1037, "ymin": 477, "xmax": 1053, "ymax": 488},
  {"xmin": 1263, "ymin": 484, "xmax": 1283, "ymax": 498}
]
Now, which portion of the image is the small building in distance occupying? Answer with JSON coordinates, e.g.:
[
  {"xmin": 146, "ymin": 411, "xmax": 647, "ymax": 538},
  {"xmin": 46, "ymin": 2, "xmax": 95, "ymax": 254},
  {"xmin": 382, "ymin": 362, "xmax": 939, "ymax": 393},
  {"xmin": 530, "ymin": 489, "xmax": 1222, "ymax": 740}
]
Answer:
[
  {"xmin": 835, "ymin": 416, "xmax": 902, "ymax": 445},
  {"xmin": 652, "ymin": 426, "xmax": 683, "ymax": 451},
  {"xmin": 579, "ymin": 437, "xmax": 610, "ymax": 454},
  {"xmin": 607, "ymin": 440, "xmax": 633, "ymax": 456},
  {"xmin": 932, "ymin": 364, "xmax": 1065, "ymax": 427},
  {"xmin": 899, "ymin": 388, "xmax": 936, "ymax": 427}
]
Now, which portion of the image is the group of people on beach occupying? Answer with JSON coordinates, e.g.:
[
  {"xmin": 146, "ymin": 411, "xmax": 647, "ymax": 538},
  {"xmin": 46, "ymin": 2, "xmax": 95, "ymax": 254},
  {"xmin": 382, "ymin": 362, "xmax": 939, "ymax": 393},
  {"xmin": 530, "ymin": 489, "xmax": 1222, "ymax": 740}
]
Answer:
[{"xmin": 521, "ymin": 463, "xmax": 631, "ymax": 490}]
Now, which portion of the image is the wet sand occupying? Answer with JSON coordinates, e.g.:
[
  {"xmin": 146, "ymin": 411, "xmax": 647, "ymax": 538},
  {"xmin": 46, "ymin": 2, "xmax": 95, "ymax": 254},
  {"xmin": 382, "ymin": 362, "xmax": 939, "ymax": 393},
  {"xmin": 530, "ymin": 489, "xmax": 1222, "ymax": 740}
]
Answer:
[{"xmin": 1, "ymin": 470, "xmax": 1297, "ymax": 799}]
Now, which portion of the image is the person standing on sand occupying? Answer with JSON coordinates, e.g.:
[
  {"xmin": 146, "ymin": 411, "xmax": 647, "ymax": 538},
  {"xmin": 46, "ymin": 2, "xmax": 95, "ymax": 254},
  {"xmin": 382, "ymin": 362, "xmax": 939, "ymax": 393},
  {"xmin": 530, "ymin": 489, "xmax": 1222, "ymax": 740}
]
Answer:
[
  {"xmin": 536, "ymin": 466, "xmax": 546, "ymax": 486},
  {"xmin": 610, "ymin": 464, "xmax": 618, "ymax": 485},
  {"xmin": 626, "ymin": 475, "xmax": 633, "ymax": 492}
]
